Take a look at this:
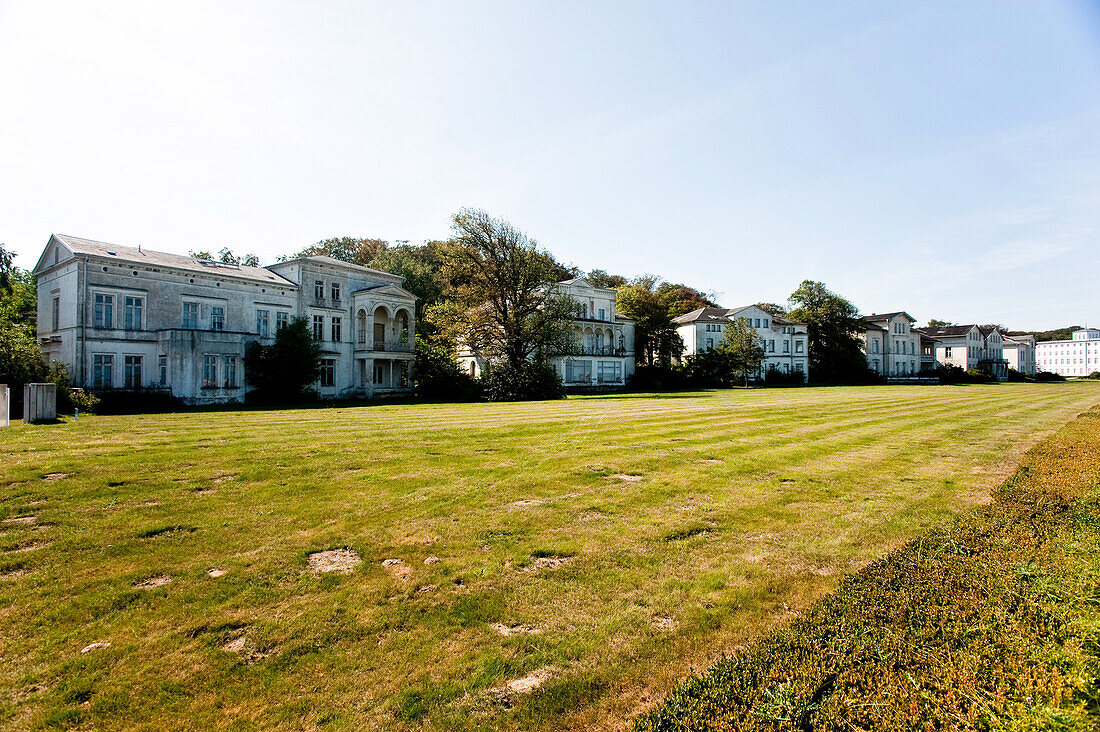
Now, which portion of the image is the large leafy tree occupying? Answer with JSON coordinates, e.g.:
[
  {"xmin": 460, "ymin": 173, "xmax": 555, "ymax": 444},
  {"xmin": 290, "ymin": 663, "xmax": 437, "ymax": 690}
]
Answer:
[
  {"xmin": 719, "ymin": 318, "xmax": 766, "ymax": 386},
  {"xmin": 243, "ymin": 317, "xmax": 322, "ymax": 403},
  {"xmin": 368, "ymin": 241, "xmax": 447, "ymax": 321},
  {"xmin": 442, "ymin": 209, "xmax": 576, "ymax": 369},
  {"xmin": 615, "ymin": 277, "xmax": 713, "ymax": 366},
  {"xmin": 787, "ymin": 280, "xmax": 866, "ymax": 383},
  {"xmin": 289, "ymin": 237, "xmax": 389, "ymax": 267}
]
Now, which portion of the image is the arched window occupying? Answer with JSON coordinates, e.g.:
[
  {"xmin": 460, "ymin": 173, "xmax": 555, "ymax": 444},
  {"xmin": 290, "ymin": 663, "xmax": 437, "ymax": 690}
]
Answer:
[
  {"xmin": 357, "ymin": 309, "xmax": 367, "ymax": 343},
  {"xmin": 397, "ymin": 310, "xmax": 410, "ymax": 344}
]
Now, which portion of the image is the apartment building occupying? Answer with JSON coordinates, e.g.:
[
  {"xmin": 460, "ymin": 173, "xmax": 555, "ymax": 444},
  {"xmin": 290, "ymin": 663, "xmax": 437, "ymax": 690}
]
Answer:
[
  {"xmin": 458, "ymin": 277, "xmax": 636, "ymax": 388},
  {"xmin": 1001, "ymin": 333, "xmax": 1036, "ymax": 375},
  {"xmin": 673, "ymin": 305, "xmax": 810, "ymax": 378},
  {"xmin": 34, "ymin": 235, "xmax": 416, "ymax": 403},
  {"xmin": 1035, "ymin": 328, "xmax": 1100, "ymax": 377},
  {"xmin": 860, "ymin": 312, "xmax": 920, "ymax": 376}
]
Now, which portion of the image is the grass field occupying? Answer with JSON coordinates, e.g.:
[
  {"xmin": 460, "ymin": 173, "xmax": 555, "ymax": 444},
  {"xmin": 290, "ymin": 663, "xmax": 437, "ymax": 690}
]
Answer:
[{"xmin": 2, "ymin": 383, "xmax": 1100, "ymax": 730}]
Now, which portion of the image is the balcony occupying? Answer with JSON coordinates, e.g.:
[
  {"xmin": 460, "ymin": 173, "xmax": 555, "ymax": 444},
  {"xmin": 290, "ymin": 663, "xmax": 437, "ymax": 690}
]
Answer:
[
  {"xmin": 564, "ymin": 346, "xmax": 629, "ymax": 357},
  {"xmin": 356, "ymin": 338, "xmax": 413, "ymax": 353}
]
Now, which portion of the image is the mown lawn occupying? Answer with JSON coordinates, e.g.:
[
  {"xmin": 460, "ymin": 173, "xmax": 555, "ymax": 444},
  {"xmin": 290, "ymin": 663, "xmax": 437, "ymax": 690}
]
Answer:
[{"xmin": 1, "ymin": 384, "xmax": 1099, "ymax": 730}]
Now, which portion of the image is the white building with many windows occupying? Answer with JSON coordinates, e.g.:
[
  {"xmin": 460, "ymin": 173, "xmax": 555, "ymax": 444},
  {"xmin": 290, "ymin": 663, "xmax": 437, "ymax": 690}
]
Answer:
[
  {"xmin": 458, "ymin": 277, "xmax": 636, "ymax": 388},
  {"xmin": 920, "ymin": 323, "xmax": 1007, "ymax": 378},
  {"xmin": 860, "ymin": 312, "xmax": 921, "ymax": 376},
  {"xmin": 34, "ymin": 235, "xmax": 416, "ymax": 404},
  {"xmin": 673, "ymin": 305, "xmax": 810, "ymax": 378},
  {"xmin": 1001, "ymin": 333, "xmax": 1036, "ymax": 375},
  {"xmin": 1035, "ymin": 328, "xmax": 1100, "ymax": 377}
]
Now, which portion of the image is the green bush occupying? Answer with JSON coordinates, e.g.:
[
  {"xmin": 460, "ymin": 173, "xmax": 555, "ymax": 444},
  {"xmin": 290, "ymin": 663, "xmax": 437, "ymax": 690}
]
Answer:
[
  {"xmin": 244, "ymin": 317, "xmax": 322, "ymax": 404},
  {"xmin": 626, "ymin": 365, "xmax": 689, "ymax": 391},
  {"xmin": 1034, "ymin": 370, "xmax": 1066, "ymax": 382},
  {"xmin": 479, "ymin": 360, "xmax": 564, "ymax": 402},
  {"xmin": 762, "ymin": 366, "xmax": 805, "ymax": 386},
  {"xmin": 412, "ymin": 339, "xmax": 480, "ymax": 401}
]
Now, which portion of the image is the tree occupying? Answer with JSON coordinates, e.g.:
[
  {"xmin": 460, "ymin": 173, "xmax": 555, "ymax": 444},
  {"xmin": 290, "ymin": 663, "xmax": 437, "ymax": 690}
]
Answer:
[
  {"xmin": 242, "ymin": 253, "xmax": 260, "ymax": 267},
  {"xmin": 442, "ymin": 209, "xmax": 576, "ymax": 371},
  {"xmin": 412, "ymin": 338, "xmax": 479, "ymax": 400},
  {"xmin": 587, "ymin": 269, "xmax": 628, "ymax": 289},
  {"xmin": 718, "ymin": 318, "xmax": 766, "ymax": 386},
  {"xmin": 0, "ymin": 244, "xmax": 14, "ymax": 293},
  {"xmin": 289, "ymin": 236, "xmax": 389, "ymax": 267},
  {"xmin": 615, "ymin": 276, "xmax": 684, "ymax": 367},
  {"xmin": 756, "ymin": 302, "xmax": 788, "ymax": 318},
  {"xmin": 368, "ymin": 241, "xmax": 447, "ymax": 321},
  {"xmin": 189, "ymin": 249, "xmax": 213, "ymax": 260},
  {"xmin": 787, "ymin": 280, "xmax": 867, "ymax": 383},
  {"xmin": 927, "ymin": 318, "xmax": 953, "ymax": 327},
  {"xmin": 243, "ymin": 317, "xmax": 322, "ymax": 403}
]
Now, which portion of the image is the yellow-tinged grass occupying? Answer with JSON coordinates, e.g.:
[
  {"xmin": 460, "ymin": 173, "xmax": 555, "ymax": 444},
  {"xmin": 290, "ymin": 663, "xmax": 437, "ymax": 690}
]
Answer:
[{"xmin": 0, "ymin": 383, "xmax": 1099, "ymax": 730}]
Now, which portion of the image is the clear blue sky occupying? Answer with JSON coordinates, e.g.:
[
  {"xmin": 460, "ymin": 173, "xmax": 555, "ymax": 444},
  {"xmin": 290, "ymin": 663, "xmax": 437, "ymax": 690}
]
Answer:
[{"xmin": 2, "ymin": 1, "xmax": 1098, "ymax": 330}]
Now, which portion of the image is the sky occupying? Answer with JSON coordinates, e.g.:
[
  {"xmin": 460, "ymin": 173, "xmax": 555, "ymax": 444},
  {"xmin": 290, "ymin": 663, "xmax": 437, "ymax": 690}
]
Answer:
[{"xmin": 1, "ymin": 0, "xmax": 1098, "ymax": 330}]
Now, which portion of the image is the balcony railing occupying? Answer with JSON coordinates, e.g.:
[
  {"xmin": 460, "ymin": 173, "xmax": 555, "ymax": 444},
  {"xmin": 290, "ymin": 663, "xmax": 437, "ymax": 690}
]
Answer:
[
  {"xmin": 564, "ymin": 346, "xmax": 629, "ymax": 357},
  {"xmin": 356, "ymin": 338, "xmax": 413, "ymax": 353}
]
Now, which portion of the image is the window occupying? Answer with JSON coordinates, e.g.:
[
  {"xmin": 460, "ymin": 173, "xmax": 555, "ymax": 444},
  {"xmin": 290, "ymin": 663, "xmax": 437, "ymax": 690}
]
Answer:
[
  {"xmin": 257, "ymin": 309, "xmax": 269, "ymax": 337},
  {"xmin": 123, "ymin": 296, "xmax": 143, "ymax": 330},
  {"xmin": 315, "ymin": 280, "xmax": 325, "ymax": 299},
  {"xmin": 276, "ymin": 312, "xmax": 288, "ymax": 331},
  {"xmin": 202, "ymin": 355, "xmax": 217, "ymax": 387},
  {"xmin": 51, "ymin": 296, "xmax": 60, "ymax": 331},
  {"xmin": 313, "ymin": 315, "xmax": 324, "ymax": 340},
  {"xmin": 158, "ymin": 355, "xmax": 167, "ymax": 386},
  {"xmin": 794, "ymin": 362, "xmax": 804, "ymax": 373},
  {"xmin": 763, "ymin": 319, "xmax": 769, "ymax": 328},
  {"xmin": 331, "ymin": 282, "xmax": 341, "ymax": 301},
  {"xmin": 598, "ymin": 308, "xmax": 605, "ymax": 321},
  {"xmin": 565, "ymin": 360, "xmax": 592, "ymax": 383},
  {"xmin": 706, "ymin": 338, "xmax": 714, "ymax": 351},
  {"xmin": 597, "ymin": 361, "xmax": 622, "ymax": 383},
  {"xmin": 783, "ymin": 340, "xmax": 790, "ymax": 353},
  {"xmin": 94, "ymin": 294, "xmax": 113, "ymax": 328},
  {"xmin": 795, "ymin": 340, "xmax": 804, "ymax": 354},
  {"xmin": 223, "ymin": 355, "xmax": 238, "ymax": 388},
  {"xmin": 210, "ymin": 306, "xmax": 224, "ymax": 331},
  {"xmin": 768, "ymin": 339, "xmax": 775, "ymax": 353},
  {"xmin": 331, "ymin": 317, "xmax": 342, "ymax": 342},
  {"xmin": 872, "ymin": 340, "xmax": 879, "ymax": 354},
  {"xmin": 945, "ymin": 346, "xmax": 952, "ymax": 357},
  {"xmin": 183, "ymin": 302, "xmax": 199, "ymax": 329},
  {"xmin": 92, "ymin": 354, "xmax": 113, "ymax": 388},
  {"xmin": 124, "ymin": 355, "xmax": 143, "ymax": 389},
  {"xmin": 754, "ymin": 318, "xmax": 761, "ymax": 327},
  {"xmin": 320, "ymin": 358, "xmax": 336, "ymax": 387}
]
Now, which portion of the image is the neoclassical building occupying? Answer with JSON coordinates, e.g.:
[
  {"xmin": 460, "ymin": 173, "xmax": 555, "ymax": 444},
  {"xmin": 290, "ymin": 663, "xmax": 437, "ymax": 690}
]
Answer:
[
  {"xmin": 34, "ymin": 235, "xmax": 416, "ymax": 403},
  {"xmin": 860, "ymin": 312, "xmax": 921, "ymax": 376},
  {"xmin": 458, "ymin": 277, "xmax": 636, "ymax": 388},
  {"xmin": 673, "ymin": 304, "xmax": 810, "ymax": 378}
]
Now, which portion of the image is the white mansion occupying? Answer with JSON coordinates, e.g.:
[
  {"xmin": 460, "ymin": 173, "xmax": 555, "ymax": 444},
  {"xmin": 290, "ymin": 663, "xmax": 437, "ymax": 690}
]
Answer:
[
  {"xmin": 458, "ymin": 277, "xmax": 636, "ymax": 387},
  {"xmin": 34, "ymin": 235, "xmax": 417, "ymax": 403},
  {"xmin": 1035, "ymin": 328, "xmax": 1100, "ymax": 377},
  {"xmin": 860, "ymin": 312, "xmax": 921, "ymax": 376},
  {"xmin": 673, "ymin": 304, "xmax": 810, "ymax": 378}
]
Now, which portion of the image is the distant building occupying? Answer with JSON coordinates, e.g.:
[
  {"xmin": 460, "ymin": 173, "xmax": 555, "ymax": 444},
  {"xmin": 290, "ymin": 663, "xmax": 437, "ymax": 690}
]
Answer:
[
  {"xmin": 1035, "ymin": 328, "xmax": 1100, "ymax": 377},
  {"xmin": 672, "ymin": 305, "xmax": 810, "ymax": 379},
  {"xmin": 34, "ymin": 234, "xmax": 417, "ymax": 404},
  {"xmin": 859, "ymin": 312, "xmax": 920, "ymax": 376},
  {"xmin": 458, "ymin": 277, "xmax": 636, "ymax": 388},
  {"xmin": 921, "ymin": 324, "xmax": 1007, "ymax": 378},
  {"xmin": 1001, "ymin": 333, "xmax": 1036, "ymax": 375}
]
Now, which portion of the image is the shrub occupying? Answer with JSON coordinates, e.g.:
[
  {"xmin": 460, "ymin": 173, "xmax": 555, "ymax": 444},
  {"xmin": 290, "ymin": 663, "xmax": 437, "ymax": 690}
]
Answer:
[
  {"xmin": 762, "ymin": 366, "xmax": 805, "ymax": 386},
  {"xmin": 1086, "ymin": 371, "xmax": 1100, "ymax": 380},
  {"xmin": 1005, "ymin": 367, "xmax": 1029, "ymax": 382},
  {"xmin": 412, "ymin": 339, "xmax": 480, "ymax": 401},
  {"xmin": 479, "ymin": 360, "xmax": 564, "ymax": 402},
  {"xmin": 92, "ymin": 389, "xmax": 185, "ymax": 415},
  {"xmin": 1035, "ymin": 370, "xmax": 1066, "ymax": 382},
  {"xmin": 626, "ymin": 365, "xmax": 689, "ymax": 392},
  {"xmin": 244, "ymin": 317, "xmax": 322, "ymax": 404}
]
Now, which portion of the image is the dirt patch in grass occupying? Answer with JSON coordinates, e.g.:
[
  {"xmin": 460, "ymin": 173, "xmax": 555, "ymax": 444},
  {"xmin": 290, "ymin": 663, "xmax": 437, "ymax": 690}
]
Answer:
[
  {"xmin": 207, "ymin": 568, "xmax": 227, "ymax": 578},
  {"xmin": 524, "ymin": 555, "xmax": 572, "ymax": 571},
  {"xmin": 510, "ymin": 492, "xmax": 583, "ymax": 508},
  {"xmin": 651, "ymin": 614, "xmax": 678, "ymax": 632},
  {"xmin": 3, "ymin": 516, "xmax": 36, "ymax": 526},
  {"xmin": 610, "ymin": 474, "xmax": 644, "ymax": 482},
  {"xmin": 498, "ymin": 666, "xmax": 558, "ymax": 697},
  {"xmin": 381, "ymin": 558, "xmax": 411, "ymax": 580},
  {"xmin": 6, "ymin": 542, "xmax": 49, "ymax": 553},
  {"xmin": 134, "ymin": 575, "xmax": 172, "ymax": 589},
  {"xmin": 0, "ymin": 567, "xmax": 28, "ymax": 580},
  {"xmin": 423, "ymin": 556, "xmax": 441, "ymax": 565},
  {"xmin": 306, "ymin": 549, "xmax": 362, "ymax": 574},
  {"xmin": 42, "ymin": 473, "xmax": 68, "ymax": 481},
  {"xmin": 490, "ymin": 623, "xmax": 541, "ymax": 637},
  {"xmin": 80, "ymin": 641, "xmax": 111, "ymax": 654},
  {"xmin": 137, "ymin": 525, "xmax": 195, "ymax": 539}
]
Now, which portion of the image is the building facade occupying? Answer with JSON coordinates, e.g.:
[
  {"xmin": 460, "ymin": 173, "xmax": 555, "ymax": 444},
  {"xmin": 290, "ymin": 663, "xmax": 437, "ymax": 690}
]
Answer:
[
  {"xmin": 1035, "ymin": 328, "xmax": 1100, "ymax": 377},
  {"xmin": 1001, "ymin": 333, "xmax": 1036, "ymax": 375},
  {"xmin": 458, "ymin": 277, "xmax": 636, "ymax": 388},
  {"xmin": 920, "ymin": 324, "xmax": 1007, "ymax": 378},
  {"xmin": 34, "ymin": 235, "xmax": 416, "ymax": 404},
  {"xmin": 673, "ymin": 305, "xmax": 810, "ymax": 378},
  {"xmin": 860, "ymin": 312, "xmax": 921, "ymax": 376}
]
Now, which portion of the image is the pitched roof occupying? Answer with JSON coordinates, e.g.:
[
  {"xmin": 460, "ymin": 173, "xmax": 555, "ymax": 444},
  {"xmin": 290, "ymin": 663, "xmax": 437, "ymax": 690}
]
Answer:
[
  {"xmin": 862, "ymin": 311, "xmax": 916, "ymax": 323},
  {"xmin": 921, "ymin": 324, "xmax": 978, "ymax": 338},
  {"xmin": 269, "ymin": 254, "xmax": 405, "ymax": 283},
  {"xmin": 673, "ymin": 305, "xmax": 805, "ymax": 327},
  {"xmin": 46, "ymin": 235, "xmax": 298, "ymax": 287}
]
